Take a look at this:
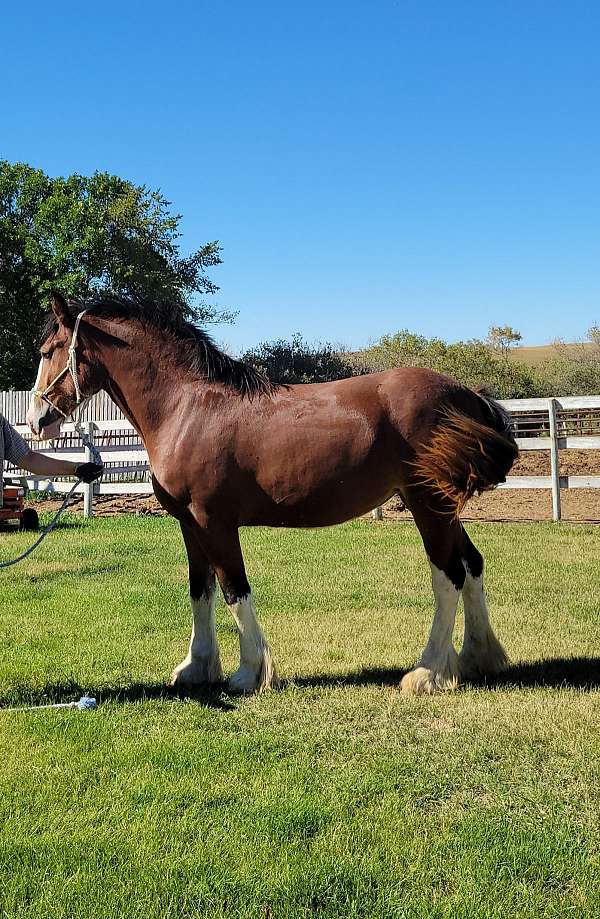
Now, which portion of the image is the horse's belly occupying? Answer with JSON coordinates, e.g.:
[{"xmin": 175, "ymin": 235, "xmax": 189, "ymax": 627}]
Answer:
[
  {"xmin": 246, "ymin": 477, "xmax": 399, "ymax": 528},
  {"xmin": 247, "ymin": 411, "xmax": 407, "ymax": 526}
]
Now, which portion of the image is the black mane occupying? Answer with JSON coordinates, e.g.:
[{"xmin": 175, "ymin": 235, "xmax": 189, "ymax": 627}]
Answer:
[{"xmin": 41, "ymin": 295, "xmax": 276, "ymax": 399}]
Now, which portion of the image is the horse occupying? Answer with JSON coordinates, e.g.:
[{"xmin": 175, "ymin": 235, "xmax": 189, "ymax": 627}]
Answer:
[{"xmin": 27, "ymin": 292, "xmax": 518, "ymax": 695}]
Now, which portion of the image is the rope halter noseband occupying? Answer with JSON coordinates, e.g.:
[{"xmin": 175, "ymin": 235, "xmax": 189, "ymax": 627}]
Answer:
[
  {"xmin": 34, "ymin": 310, "xmax": 89, "ymax": 421},
  {"xmin": 32, "ymin": 309, "xmax": 103, "ymax": 467}
]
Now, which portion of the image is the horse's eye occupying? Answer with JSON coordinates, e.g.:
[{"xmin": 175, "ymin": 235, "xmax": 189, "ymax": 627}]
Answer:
[{"xmin": 41, "ymin": 350, "xmax": 51, "ymax": 360}]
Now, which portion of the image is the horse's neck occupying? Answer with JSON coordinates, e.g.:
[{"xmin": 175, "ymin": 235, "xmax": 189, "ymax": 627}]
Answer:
[{"xmin": 97, "ymin": 326, "xmax": 190, "ymax": 446}]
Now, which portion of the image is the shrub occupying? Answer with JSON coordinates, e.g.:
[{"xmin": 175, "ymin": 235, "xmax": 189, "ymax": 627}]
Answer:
[
  {"xmin": 242, "ymin": 333, "xmax": 356, "ymax": 384},
  {"xmin": 348, "ymin": 330, "xmax": 540, "ymax": 398}
]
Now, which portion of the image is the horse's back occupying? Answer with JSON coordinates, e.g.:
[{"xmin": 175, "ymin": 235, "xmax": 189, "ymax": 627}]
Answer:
[
  {"xmin": 228, "ymin": 366, "xmax": 478, "ymax": 527},
  {"xmin": 275, "ymin": 366, "xmax": 473, "ymax": 444}
]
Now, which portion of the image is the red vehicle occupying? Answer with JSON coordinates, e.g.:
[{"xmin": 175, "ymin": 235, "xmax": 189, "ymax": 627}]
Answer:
[{"xmin": 0, "ymin": 479, "xmax": 39, "ymax": 531}]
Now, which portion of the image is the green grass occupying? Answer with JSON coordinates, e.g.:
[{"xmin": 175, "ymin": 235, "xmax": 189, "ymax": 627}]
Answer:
[{"xmin": 0, "ymin": 515, "xmax": 599, "ymax": 919}]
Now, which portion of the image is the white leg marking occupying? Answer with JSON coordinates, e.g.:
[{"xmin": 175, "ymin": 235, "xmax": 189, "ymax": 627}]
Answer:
[
  {"xmin": 171, "ymin": 582, "xmax": 223, "ymax": 686},
  {"xmin": 459, "ymin": 566, "xmax": 508, "ymax": 679},
  {"xmin": 401, "ymin": 561, "xmax": 461, "ymax": 695},
  {"xmin": 227, "ymin": 592, "xmax": 278, "ymax": 693}
]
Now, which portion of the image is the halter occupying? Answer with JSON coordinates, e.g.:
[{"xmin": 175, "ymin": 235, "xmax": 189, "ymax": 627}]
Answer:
[
  {"xmin": 32, "ymin": 309, "xmax": 103, "ymax": 467},
  {"xmin": 34, "ymin": 310, "xmax": 89, "ymax": 422}
]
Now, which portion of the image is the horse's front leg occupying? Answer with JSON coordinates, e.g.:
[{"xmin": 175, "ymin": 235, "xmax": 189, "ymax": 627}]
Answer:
[
  {"xmin": 171, "ymin": 521, "xmax": 223, "ymax": 687},
  {"xmin": 208, "ymin": 527, "xmax": 278, "ymax": 694}
]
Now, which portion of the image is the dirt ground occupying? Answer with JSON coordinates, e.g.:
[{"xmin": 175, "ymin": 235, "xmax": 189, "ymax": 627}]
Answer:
[
  {"xmin": 26, "ymin": 449, "xmax": 600, "ymax": 524},
  {"xmin": 383, "ymin": 488, "xmax": 600, "ymax": 523},
  {"xmin": 28, "ymin": 492, "xmax": 168, "ymax": 519}
]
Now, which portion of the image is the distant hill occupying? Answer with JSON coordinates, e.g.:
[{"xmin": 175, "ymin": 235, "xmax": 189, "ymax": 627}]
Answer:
[{"xmin": 509, "ymin": 342, "xmax": 597, "ymax": 365}]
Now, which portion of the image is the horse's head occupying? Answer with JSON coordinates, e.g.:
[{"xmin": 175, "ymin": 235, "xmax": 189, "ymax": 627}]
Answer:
[{"xmin": 27, "ymin": 292, "xmax": 104, "ymax": 440}]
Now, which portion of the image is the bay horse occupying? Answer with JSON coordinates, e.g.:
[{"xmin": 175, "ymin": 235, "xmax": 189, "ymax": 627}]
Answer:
[{"xmin": 27, "ymin": 293, "xmax": 518, "ymax": 695}]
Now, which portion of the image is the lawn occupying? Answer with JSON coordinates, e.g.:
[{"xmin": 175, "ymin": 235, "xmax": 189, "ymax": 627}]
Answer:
[{"xmin": 0, "ymin": 515, "xmax": 599, "ymax": 919}]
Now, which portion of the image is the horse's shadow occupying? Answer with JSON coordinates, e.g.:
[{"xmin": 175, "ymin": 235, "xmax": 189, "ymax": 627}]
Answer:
[
  {"xmin": 290, "ymin": 656, "xmax": 600, "ymax": 691},
  {"xmin": 490, "ymin": 656, "xmax": 600, "ymax": 690},
  {"xmin": 0, "ymin": 680, "xmax": 236, "ymax": 712},
  {"xmin": 1, "ymin": 657, "xmax": 599, "ymax": 711}
]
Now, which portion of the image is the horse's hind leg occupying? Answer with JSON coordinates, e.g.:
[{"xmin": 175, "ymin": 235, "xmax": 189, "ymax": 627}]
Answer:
[
  {"xmin": 458, "ymin": 528, "xmax": 508, "ymax": 680},
  {"xmin": 171, "ymin": 522, "xmax": 223, "ymax": 687},
  {"xmin": 401, "ymin": 495, "xmax": 464, "ymax": 695}
]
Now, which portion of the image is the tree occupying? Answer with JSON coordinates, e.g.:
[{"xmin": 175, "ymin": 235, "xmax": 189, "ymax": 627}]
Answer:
[
  {"xmin": 0, "ymin": 161, "xmax": 233, "ymax": 388},
  {"xmin": 587, "ymin": 323, "xmax": 600, "ymax": 346},
  {"xmin": 242, "ymin": 333, "xmax": 356, "ymax": 384},
  {"xmin": 486, "ymin": 325, "xmax": 522, "ymax": 358}
]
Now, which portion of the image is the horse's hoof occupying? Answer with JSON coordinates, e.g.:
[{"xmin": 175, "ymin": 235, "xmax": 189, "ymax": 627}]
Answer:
[
  {"xmin": 401, "ymin": 666, "xmax": 459, "ymax": 696},
  {"xmin": 171, "ymin": 655, "xmax": 223, "ymax": 687},
  {"xmin": 228, "ymin": 665, "xmax": 260, "ymax": 694},
  {"xmin": 459, "ymin": 638, "xmax": 509, "ymax": 681},
  {"xmin": 227, "ymin": 659, "xmax": 280, "ymax": 694}
]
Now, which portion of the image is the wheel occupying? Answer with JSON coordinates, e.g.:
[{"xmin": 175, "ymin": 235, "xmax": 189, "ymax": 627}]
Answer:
[{"xmin": 20, "ymin": 508, "xmax": 40, "ymax": 532}]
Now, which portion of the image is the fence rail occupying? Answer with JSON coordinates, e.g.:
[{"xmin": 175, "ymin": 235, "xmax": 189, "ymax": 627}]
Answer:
[
  {"xmin": 497, "ymin": 396, "xmax": 600, "ymax": 520},
  {"xmin": 3, "ymin": 391, "xmax": 600, "ymax": 520},
  {"xmin": 0, "ymin": 389, "xmax": 124, "ymax": 424}
]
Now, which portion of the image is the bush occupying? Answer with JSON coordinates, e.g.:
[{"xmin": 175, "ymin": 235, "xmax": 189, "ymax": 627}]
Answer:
[
  {"xmin": 242, "ymin": 329, "xmax": 600, "ymax": 398},
  {"xmin": 348, "ymin": 330, "xmax": 541, "ymax": 399},
  {"xmin": 242, "ymin": 333, "xmax": 357, "ymax": 384},
  {"xmin": 536, "ymin": 357, "xmax": 600, "ymax": 397}
]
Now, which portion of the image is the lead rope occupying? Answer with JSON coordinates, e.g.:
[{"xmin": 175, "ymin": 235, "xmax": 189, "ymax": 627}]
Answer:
[
  {"xmin": 3, "ymin": 695, "xmax": 97, "ymax": 713},
  {"xmin": 0, "ymin": 481, "xmax": 82, "ymax": 569},
  {"xmin": 0, "ymin": 426, "xmax": 104, "ymax": 569},
  {"xmin": 0, "ymin": 309, "xmax": 104, "ymax": 569}
]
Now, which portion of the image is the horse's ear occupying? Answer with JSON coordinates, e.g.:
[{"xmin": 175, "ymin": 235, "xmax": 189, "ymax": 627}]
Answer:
[{"xmin": 50, "ymin": 291, "xmax": 74, "ymax": 328}]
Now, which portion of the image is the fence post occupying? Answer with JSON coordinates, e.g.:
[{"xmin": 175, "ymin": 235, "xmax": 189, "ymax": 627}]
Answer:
[
  {"xmin": 548, "ymin": 398, "xmax": 561, "ymax": 522},
  {"xmin": 372, "ymin": 506, "xmax": 383, "ymax": 521},
  {"xmin": 83, "ymin": 421, "xmax": 95, "ymax": 518}
]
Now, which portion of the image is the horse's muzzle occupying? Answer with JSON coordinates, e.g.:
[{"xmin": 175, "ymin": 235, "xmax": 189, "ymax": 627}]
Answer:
[{"xmin": 30, "ymin": 407, "xmax": 63, "ymax": 440}]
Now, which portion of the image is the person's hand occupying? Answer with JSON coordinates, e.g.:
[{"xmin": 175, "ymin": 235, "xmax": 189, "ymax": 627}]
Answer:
[{"xmin": 75, "ymin": 462, "xmax": 104, "ymax": 483}]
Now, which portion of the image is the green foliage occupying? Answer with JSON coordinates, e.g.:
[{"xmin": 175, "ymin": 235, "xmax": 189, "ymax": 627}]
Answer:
[
  {"xmin": 0, "ymin": 161, "xmax": 231, "ymax": 389},
  {"xmin": 536, "ymin": 338, "xmax": 600, "ymax": 396},
  {"xmin": 245, "ymin": 328, "xmax": 600, "ymax": 399},
  {"xmin": 350, "ymin": 330, "xmax": 540, "ymax": 398},
  {"xmin": 486, "ymin": 324, "xmax": 522, "ymax": 356},
  {"xmin": 242, "ymin": 332, "xmax": 357, "ymax": 384}
]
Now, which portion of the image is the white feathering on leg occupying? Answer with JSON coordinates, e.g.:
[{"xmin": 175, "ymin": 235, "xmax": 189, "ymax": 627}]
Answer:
[
  {"xmin": 172, "ymin": 583, "xmax": 223, "ymax": 685},
  {"xmin": 227, "ymin": 592, "xmax": 278, "ymax": 693},
  {"xmin": 459, "ymin": 567, "xmax": 508, "ymax": 679},
  {"xmin": 401, "ymin": 561, "xmax": 461, "ymax": 695}
]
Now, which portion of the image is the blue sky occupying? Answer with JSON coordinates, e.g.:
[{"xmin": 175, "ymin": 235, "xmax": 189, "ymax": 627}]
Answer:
[{"xmin": 2, "ymin": 1, "xmax": 599, "ymax": 352}]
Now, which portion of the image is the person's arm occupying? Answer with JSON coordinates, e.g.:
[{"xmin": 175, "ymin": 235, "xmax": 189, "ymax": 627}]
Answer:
[
  {"xmin": 19, "ymin": 450, "xmax": 103, "ymax": 483},
  {"xmin": 2, "ymin": 417, "xmax": 102, "ymax": 483},
  {"xmin": 19, "ymin": 450, "xmax": 80, "ymax": 478}
]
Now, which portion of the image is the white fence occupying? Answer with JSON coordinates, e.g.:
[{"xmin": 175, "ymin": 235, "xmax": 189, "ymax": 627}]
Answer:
[
  {"xmin": 9, "ymin": 417, "xmax": 152, "ymax": 518},
  {"xmin": 3, "ymin": 391, "xmax": 600, "ymax": 521},
  {"xmin": 3, "ymin": 392, "xmax": 150, "ymax": 518},
  {"xmin": 0, "ymin": 389, "xmax": 124, "ymax": 424},
  {"xmin": 497, "ymin": 397, "xmax": 600, "ymax": 521}
]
